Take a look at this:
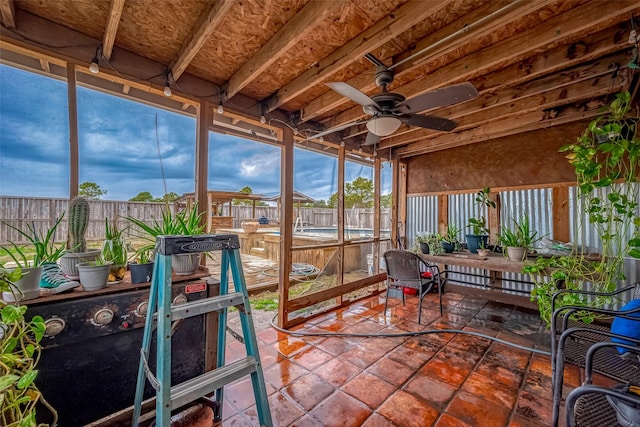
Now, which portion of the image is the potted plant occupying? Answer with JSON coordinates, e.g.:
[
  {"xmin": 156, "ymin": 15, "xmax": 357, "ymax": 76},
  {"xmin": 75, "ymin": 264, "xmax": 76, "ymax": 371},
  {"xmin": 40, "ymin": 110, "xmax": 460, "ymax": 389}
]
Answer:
[
  {"xmin": 497, "ymin": 216, "xmax": 540, "ymax": 261},
  {"xmin": 415, "ymin": 233, "xmax": 430, "ymax": 254},
  {"xmin": 424, "ymin": 233, "xmax": 445, "ymax": 256},
  {"xmin": 441, "ymin": 224, "xmax": 463, "ymax": 253},
  {"xmin": 0, "ymin": 266, "xmax": 57, "ymax": 425},
  {"xmin": 129, "ymin": 248, "xmax": 154, "ymax": 284},
  {"xmin": 127, "ymin": 204, "xmax": 206, "ymax": 276},
  {"xmin": 0, "ymin": 214, "xmax": 66, "ymax": 301},
  {"xmin": 59, "ymin": 197, "xmax": 101, "ymax": 279},
  {"xmin": 77, "ymin": 256, "xmax": 113, "ymax": 291},
  {"xmin": 102, "ymin": 218, "xmax": 128, "ymax": 284},
  {"xmin": 524, "ymin": 91, "xmax": 640, "ymax": 326},
  {"xmin": 465, "ymin": 187, "xmax": 496, "ymax": 254}
]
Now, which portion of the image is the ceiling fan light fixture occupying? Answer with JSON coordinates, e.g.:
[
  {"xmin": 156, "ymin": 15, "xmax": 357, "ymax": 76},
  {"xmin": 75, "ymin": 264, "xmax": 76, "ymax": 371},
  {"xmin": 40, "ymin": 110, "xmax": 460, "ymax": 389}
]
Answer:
[{"xmin": 367, "ymin": 115, "xmax": 401, "ymax": 136}]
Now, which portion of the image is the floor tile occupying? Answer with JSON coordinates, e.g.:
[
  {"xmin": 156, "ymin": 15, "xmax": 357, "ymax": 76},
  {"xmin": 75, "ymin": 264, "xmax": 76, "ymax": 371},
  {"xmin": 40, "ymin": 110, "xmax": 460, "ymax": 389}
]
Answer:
[
  {"xmin": 289, "ymin": 414, "xmax": 325, "ymax": 427},
  {"xmin": 461, "ymin": 371, "xmax": 519, "ymax": 408},
  {"xmin": 273, "ymin": 336, "xmax": 310, "ymax": 357},
  {"xmin": 342, "ymin": 371, "xmax": 396, "ymax": 409},
  {"xmin": 386, "ymin": 339, "xmax": 435, "ymax": 369},
  {"xmin": 508, "ymin": 414, "xmax": 548, "ymax": 427},
  {"xmin": 338, "ymin": 343, "xmax": 385, "ymax": 368},
  {"xmin": 291, "ymin": 346, "xmax": 334, "ymax": 371},
  {"xmin": 515, "ymin": 391, "xmax": 554, "ymax": 426},
  {"xmin": 263, "ymin": 359, "xmax": 309, "ymax": 389},
  {"xmin": 377, "ymin": 390, "xmax": 439, "ymax": 427},
  {"xmin": 433, "ymin": 414, "xmax": 474, "ymax": 427},
  {"xmin": 360, "ymin": 413, "xmax": 395, "ymax": 427},
  {"xmin": 313, "ymin": 356, "xmax": 361, "ymax": 387},
  {"xmin": 404, "ymin": 373, "xmax": 457, "ymax": 409},
  {"xmin": 420, "ymin": 357, "xmax": 471, "ymax": 387},
  {"xmin": 308, "ymin": 391, "xmax": 371, "ymax": 427},
  {"xmin": 434, "ymin": 343, "xmax": 484, "ymax": 371},
  {"xmin": 243, "ymin": 391, "xmax": 304, "ymax": 427},
  {"xmin": 367, "ymin": 356, "xmax": 415, "ymax": 387},
  {"xmin": 314, "ymin": 336, "xmax": 355, "ymax": 356},
  {"xmin": 446, "ymin": 390, "xmax": 511, "ymax": 427},
  {"xmin": 282, "ymin": 373, "xmax": 334, "ymax": 411}
]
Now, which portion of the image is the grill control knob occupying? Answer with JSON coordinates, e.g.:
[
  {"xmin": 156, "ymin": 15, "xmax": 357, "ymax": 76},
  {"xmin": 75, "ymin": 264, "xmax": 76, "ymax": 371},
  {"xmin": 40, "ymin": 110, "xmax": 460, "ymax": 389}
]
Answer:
[
  {"xmin": 45, "ymin": 317, "xmax": 66, "ymax": 337},
  {"xmin": 135, "ymin": 301, "xmax": 149, "ymax": 318},
  {"xmin": 173, "ymin": 294, "xmax": 188, "ymax": 305},
  {"xmin": 93, "ymin": 308, "xmax": 114, "ymax": 326}
]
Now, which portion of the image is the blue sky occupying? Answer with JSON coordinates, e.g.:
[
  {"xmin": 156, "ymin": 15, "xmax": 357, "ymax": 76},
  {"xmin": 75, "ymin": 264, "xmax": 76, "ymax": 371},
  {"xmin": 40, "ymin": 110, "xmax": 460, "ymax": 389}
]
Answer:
[{"xmin": 0, "ymin": 64, "xmax": 390, "ymax": 202}]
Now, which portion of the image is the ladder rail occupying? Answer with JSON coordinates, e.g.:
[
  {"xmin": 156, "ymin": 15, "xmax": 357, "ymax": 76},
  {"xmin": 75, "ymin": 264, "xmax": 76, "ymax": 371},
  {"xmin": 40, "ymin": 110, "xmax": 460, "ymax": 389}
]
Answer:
[{"xmin": 132, "ymin": 234, "xmax": 272, "ymax": 427}]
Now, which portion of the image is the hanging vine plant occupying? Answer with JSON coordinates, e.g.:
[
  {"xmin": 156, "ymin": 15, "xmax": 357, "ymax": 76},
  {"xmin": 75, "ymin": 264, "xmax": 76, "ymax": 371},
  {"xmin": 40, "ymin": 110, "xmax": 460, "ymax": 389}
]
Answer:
[{"xmin": 524, "ymin": 91, "xmax": 640, "ymax": 325}]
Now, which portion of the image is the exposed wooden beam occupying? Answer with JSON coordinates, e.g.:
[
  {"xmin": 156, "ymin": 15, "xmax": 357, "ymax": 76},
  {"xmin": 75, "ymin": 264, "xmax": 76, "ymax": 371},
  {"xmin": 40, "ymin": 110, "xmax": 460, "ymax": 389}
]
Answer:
[
  {"xmin": 323, "ymin": 1, "xmax": 640, "ymax": 131},
  {"xmin": 0, "ymin": 0, "xmax": 15, "ymax": 29},
  {"xmin": 39, "ymin": 59, "xmax": 50, "ymax": 73},
  {"xmin": 169, "ymin": 0, "xmax": 235, "ymax": 81},
  {"xmin": 267, "ymin": 0, "xmax": 458, "ymax": 111},
  {"xmin": 395, "ymin": 99, "xmax": 611, "ymax": 157},
  {"xmin": 122, "ymin": 84, "xmax": 130, "ymax": 94},
  {"xmin": 300, "ymin": 0, "xmax": 556, "ymax": 122},
  {"xmin": 378, "ymin": 52, "xmax": 631, "ymax": 148},
  {"xmin": 102, "ymin": 0, "xmax": 125, "ymax": 60},
  {"xmin": 225, "ymin": 0, "xmax": 344, "ymax": 99}
]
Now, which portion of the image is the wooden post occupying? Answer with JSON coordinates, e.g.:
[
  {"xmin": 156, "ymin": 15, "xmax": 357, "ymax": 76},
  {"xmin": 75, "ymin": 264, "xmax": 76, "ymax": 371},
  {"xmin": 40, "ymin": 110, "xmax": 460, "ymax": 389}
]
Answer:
[
  {"xmin": 374, "ymin": 157, "xmax": 381, "ymax": 271},
  {"xmin": 66, "ymin": 64, "xmax": 79, "ymax": 198},
  {"xmin": 488, "ymin": 191, "xmax": 501, "ymax": 245},
  {"xmin": 336, "ymin": 145, "xmax": 345, "ymax": 302},
  {"xmin": 437, "ymin": 195, "xmax": 448, "ymax": 235},
  {"xmin": 552, "ymin": 186, "xmax": 571, "ymax": 242},
  {"xmin": 278, "ymin": 127, "xmax": 294, "ymax": 328},
  {"xmin": 195, "ymin": 99, "xmax": 211, "ymax": 228}
]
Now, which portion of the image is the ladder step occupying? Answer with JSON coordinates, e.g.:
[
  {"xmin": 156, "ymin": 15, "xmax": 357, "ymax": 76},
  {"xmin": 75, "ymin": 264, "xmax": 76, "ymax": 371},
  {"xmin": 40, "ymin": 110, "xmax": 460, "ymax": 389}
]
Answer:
[
  {"xmin": 170, "ymin": 292, "xmax": 245, "ymax": 321},
  {"xmin": 169, "ymin": 356, "xmax": 258, "ymax": 411}
]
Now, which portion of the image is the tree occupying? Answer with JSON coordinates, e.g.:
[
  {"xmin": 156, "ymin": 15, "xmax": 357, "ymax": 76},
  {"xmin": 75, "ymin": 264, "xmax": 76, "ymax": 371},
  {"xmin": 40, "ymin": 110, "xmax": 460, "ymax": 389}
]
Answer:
[
  {"xmin": 130, "ymin": 191, "xmax": 154, "ymax": 202},
  {"xmin": 234, "ymin": 186, "xmax": 260, "ymax": 206},
  {"xmin": 327, "ymin": 177, "xmax": 374, "ymax": 208},
  {"xmin": 156, "ymin": 192, "xmax": 179, "ymax": 202},
  {"xmin": 381, "ymin": 193, "xmax": 392, "ymax": 208},
  {"xmin": 79, "ymin": 181, "xmax": 107, "ymax": 200}
]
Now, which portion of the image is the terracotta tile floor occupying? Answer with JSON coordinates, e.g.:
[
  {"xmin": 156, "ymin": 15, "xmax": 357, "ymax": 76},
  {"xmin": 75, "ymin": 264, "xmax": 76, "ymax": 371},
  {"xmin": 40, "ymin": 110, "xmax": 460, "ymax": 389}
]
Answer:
[{"xmin": 218, "ymin": 291, "xmax": 593, "ymax": 427}]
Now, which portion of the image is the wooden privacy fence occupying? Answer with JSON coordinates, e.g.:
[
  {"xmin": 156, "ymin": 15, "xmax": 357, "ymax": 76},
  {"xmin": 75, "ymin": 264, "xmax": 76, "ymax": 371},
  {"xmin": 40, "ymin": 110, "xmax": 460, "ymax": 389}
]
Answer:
[
  {"xmin": 0, "ymin": 196, "xmax": 391, "ymax": 244},
  {"xmin": 0, "ymin": 197, "xmax": 170, "ymax": 244}
]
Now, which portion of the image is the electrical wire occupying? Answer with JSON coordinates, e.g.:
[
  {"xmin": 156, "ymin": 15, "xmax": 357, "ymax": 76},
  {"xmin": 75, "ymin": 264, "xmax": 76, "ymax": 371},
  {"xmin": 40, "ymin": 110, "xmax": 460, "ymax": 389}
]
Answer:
[{"xmin": 267, "ymin": 312, "xmax": 552, "ymax": 356}]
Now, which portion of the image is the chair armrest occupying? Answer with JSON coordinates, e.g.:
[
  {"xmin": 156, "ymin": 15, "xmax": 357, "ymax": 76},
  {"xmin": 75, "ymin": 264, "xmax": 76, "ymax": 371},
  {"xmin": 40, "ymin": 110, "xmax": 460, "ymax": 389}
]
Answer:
[
  {"xmin": 565, "ymin": 384, "xmax": 640, "ymax": 427},
  {"xmin": 551, "ymin": 284, "xmax": 636, "ymax": 313},
  {"xmin": 553, "ymin": 303, "xmax": 640, "ymax": 337},
  {"xmin": 582, "ymin": 341, "xmax": 640, "ymax": 382}
]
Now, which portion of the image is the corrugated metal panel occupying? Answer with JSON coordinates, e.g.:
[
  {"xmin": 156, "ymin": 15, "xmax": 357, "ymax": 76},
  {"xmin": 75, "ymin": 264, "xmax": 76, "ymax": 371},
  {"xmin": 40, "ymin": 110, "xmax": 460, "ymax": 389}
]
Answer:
[
  {"xmin": 406, "ymin": 196, "xmax": 438, "ymax": 248},
  {"xmin": 499, "ymin": 188, "xmax": 553, "ymax": 295},
  {"xmin": 447, "ymin": 192, "xmax": 485, "ymax": 288}
]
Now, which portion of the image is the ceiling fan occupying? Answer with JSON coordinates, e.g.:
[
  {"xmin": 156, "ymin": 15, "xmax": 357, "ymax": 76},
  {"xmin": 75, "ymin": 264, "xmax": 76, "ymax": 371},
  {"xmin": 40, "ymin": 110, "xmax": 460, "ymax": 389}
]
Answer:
[{"xmin": 310, "ymin": 53, "xmax": 479, "ymax": 145}]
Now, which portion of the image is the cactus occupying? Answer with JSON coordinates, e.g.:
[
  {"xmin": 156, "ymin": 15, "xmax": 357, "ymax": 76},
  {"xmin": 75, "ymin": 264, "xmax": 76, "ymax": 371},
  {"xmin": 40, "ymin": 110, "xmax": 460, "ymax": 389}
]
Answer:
[{"xmin": 67, "ymin": 197, "xmax": 90, "ymax": 252}]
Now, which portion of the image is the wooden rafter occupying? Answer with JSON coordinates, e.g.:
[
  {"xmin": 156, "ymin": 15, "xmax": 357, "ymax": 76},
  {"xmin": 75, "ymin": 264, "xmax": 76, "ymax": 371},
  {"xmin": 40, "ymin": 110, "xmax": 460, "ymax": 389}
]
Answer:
[
  {"xmin": 267, "ymin": 0, "xmax": 458, "ymax": 111},
  {"xmin": 225, "ymin": 0, "xmax": 345, "ymax": 100},
  {"xmin": 169, "ymin": 0, "xmax": 235, "ymax": 81},
  {"xmin": 300, "ymin": 0, "xmax": 556, "ymax": 122},
  {"xmin": 372, "ymin": 49, "xmax": 631, "ymax": 148},
  {"xmin": 395, "ymin": 99, "xmax": 614, "ymax": 157},
  {"xmin": 322, "ymin": 1, "xmax": 640, "ymax": 131},
  {"xmin": 102, "ymin": 0, "xmax": 125, "ymax": 60},
  {"xmin": 39, "ymin": 59, "xmax": 50, "ymax": 73},
  {"xmin": 0, "ymin": 0, "xmax": 15, "ymax": 29}
]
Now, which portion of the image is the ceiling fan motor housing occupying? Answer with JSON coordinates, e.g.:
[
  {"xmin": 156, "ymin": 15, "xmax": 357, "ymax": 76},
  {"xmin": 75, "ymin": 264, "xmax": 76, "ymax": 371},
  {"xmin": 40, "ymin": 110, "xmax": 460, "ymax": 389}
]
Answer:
[{"xmin": 374, "ymin": 66, "xmax": 394, "ymax": 88}]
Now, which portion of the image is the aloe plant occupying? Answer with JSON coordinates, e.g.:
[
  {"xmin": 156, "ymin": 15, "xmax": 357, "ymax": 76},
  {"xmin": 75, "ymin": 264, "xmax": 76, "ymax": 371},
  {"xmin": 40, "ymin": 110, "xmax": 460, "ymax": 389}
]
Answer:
[{"xmin": 0, "ymin": 214, "xmax": 66, "ymax": 268}]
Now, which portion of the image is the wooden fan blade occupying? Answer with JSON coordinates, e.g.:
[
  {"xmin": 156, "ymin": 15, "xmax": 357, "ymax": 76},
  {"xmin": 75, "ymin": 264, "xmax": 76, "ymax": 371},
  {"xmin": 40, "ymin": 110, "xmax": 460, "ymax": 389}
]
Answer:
[
  {"xmin": 401, "ymin": 114, "xmax": 458, "ymax": 131},
  {"xmin": 305, "ymin": 119, "xmax": 367, "ymax": 141},
  {"xmin": 326, "ymin": 82, "xmax": 378, "ymax": 107},
  {"xmin": 394, "ymin": 82, "xmax": 478, "ymax": 113},
  {"xmin": 364, "ymin": 132, "xmax": 381, "ymax": 146}
]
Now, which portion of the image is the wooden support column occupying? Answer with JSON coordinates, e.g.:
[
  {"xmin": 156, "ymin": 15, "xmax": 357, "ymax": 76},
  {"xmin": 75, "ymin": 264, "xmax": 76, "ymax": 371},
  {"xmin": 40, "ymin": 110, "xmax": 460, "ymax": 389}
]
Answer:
[
  {"xmin": 488, "ymin": 191, "xmax": 501, "ymax": 245},
  {"xmin": 336, "ymin": 145, "xmax": 345, "ymax": 300},
  {"xmin": 373, "ymin": 157, "xmax": 381, "ymax": 271},
  {"xmin": 195, "ymin": 100, "xmax": 211, "ymax": 226},
  {"xmin": 278, "ymin": 127, "xmax": 294, "ymax": 328},
  {"xmin": 437, "ymin": 195, "xmax": 448, "ymax": 235},
  {"xmin": 66, "ymin": 64, "xmax": 79, "ymax": 198},
  {"xmin": 552, "ymin": 186, "xmax": 571, "ymax": 242}
]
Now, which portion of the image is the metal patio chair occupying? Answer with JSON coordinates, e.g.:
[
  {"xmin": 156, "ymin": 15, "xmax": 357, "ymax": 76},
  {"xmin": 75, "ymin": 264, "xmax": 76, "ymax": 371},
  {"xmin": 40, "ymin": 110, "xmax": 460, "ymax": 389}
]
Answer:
[
  {"xmin": 383, "ymin": 249, "xmax": 444, "ymax": 325},
  {"xmin": 550, "ymin": 282, "xmax": 640, "ymax": 426}
]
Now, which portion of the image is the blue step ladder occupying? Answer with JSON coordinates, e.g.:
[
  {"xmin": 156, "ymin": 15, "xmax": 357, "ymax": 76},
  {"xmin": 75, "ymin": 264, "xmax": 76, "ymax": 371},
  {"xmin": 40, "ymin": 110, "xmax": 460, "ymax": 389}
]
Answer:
[{"xmin": 132, "ymin": 234, "xmax": 272, "ymax": 427}]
